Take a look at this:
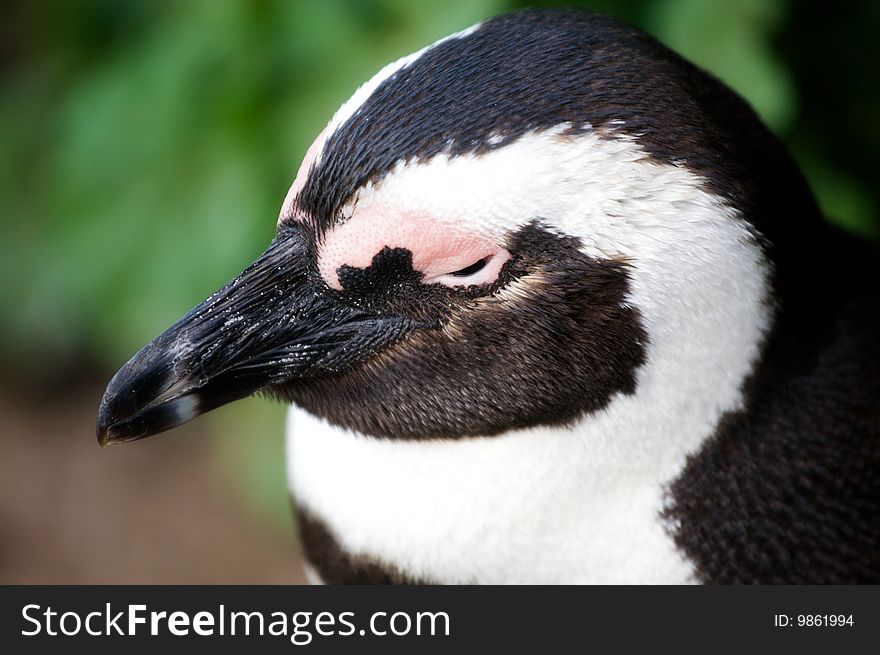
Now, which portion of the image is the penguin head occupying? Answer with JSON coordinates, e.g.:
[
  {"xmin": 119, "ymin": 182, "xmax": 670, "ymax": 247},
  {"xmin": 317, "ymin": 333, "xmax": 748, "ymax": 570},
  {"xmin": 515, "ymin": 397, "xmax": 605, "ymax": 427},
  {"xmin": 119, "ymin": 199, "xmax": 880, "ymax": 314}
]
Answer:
[{"xmin": 98, "ymin": 9, "xmax": 815, "ymax": 444}]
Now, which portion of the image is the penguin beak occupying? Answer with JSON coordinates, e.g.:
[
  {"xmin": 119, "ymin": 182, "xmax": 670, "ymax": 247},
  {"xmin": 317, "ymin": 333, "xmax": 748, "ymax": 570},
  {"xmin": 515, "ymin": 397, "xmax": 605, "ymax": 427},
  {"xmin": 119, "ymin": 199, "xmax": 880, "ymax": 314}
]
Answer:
[{"xmin": 96, "ymin": 224, "xmax": 413, "ymax": 446}]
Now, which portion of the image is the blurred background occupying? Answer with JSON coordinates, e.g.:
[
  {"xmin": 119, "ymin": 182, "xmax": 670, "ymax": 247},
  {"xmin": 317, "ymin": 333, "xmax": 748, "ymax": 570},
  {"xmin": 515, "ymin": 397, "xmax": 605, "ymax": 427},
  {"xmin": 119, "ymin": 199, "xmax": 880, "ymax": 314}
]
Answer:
[{"xmin": 1, "ymin": 0, "xmax": 877, "ymax": 583}]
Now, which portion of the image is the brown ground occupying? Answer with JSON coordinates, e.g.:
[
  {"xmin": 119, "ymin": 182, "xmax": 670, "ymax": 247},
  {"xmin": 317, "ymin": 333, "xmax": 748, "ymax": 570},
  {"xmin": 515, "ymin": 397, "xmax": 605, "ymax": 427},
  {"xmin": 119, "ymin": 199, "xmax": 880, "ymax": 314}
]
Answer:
[{"xmin": 0, "ymin": 381, "xmax": 307, "ymax": 584}]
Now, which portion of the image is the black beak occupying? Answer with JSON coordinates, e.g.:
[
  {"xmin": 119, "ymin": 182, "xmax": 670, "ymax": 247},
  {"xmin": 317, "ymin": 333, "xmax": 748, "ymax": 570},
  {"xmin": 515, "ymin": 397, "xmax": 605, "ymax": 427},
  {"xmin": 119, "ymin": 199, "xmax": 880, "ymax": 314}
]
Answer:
[{"xmin": 96, "ymin": 224, "xmax": 413, "ymax": 446}]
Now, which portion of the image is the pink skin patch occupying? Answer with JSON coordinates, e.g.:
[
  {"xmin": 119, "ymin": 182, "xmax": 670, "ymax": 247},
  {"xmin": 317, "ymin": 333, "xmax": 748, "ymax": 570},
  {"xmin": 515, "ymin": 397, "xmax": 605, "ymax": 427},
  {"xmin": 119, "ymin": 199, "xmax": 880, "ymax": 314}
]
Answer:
[
  {"xmin": 280, "ymin": 131, "xmax": 510, "ymax": 291},
  {"xmin": 317, "ymin": 207, "xmax": 510, "ymax": 290}
]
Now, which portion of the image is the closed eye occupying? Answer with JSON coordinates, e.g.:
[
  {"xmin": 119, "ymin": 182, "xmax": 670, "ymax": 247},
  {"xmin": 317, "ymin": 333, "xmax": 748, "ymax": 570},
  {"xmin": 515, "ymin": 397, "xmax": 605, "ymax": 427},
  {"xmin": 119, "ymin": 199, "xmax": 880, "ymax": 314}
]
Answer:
[
  {"xmin": 448, "ymin": 256, "xmax": 491, "ymax": 277},
  {"xmin": 426, "ymin": 248, "xmax": 510, "ymax": 289}
]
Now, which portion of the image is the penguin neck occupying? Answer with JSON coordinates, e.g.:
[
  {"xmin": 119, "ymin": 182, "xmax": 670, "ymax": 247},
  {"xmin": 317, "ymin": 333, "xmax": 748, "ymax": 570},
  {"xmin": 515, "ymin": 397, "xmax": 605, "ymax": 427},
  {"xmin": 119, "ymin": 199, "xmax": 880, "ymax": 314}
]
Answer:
[{"xmin": 285, "ymin": 332, "xmax": 764, "ymax": 584}]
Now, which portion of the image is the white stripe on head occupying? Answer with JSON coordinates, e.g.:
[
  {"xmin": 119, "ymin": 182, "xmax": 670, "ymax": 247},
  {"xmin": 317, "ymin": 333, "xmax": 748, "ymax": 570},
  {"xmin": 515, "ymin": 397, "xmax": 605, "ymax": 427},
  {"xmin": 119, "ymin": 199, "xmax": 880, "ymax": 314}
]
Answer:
[{"xmin": 325, "ymin": 22, "xmax": 483, "ymax": 144}]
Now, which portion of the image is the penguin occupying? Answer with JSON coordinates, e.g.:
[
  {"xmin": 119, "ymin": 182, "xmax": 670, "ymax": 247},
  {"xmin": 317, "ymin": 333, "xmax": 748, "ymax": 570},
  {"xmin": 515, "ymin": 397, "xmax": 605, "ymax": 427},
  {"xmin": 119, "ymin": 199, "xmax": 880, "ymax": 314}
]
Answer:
[{"xmin": 96, "ymin": 8, "xmax": 880, "ymax": 584}]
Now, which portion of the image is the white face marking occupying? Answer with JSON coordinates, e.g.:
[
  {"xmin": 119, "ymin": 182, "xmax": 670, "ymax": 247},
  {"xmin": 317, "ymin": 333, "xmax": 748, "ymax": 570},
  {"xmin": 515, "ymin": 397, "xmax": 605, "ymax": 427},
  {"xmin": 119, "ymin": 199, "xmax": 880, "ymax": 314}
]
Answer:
[
  {"xmin": 278, "ymin": 128, "xmax": 328, "ymax": 226},
  {"xmin": 286, "ymin": 126, "xmax": 772, "ymax": 583}
]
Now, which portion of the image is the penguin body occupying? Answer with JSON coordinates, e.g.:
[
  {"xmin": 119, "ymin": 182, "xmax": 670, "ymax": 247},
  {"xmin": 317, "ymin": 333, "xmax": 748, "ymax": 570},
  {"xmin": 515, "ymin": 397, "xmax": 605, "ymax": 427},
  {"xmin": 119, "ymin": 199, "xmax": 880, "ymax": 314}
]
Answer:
[{"xmin": 97, "ymin": 9, "xmax": 880, "ymax": 584}]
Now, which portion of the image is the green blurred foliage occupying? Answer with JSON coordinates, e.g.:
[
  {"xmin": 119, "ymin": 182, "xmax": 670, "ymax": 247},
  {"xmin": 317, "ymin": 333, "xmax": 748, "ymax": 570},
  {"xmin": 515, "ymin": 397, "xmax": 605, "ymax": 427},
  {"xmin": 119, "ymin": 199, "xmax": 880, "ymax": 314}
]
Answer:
[{"xmin": 1, "ymin": 0, "xmax": 877, "ymax": 530}]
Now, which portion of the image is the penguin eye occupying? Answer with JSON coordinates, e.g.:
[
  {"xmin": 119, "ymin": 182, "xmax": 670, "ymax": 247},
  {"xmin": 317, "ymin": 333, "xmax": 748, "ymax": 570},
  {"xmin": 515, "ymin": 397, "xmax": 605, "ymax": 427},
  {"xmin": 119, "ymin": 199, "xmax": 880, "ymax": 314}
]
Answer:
[
  {"xmin": 428, "ymin": 250, "xmax": 509, "ymax": 289},
  {"xmin": 448, "ymin": 256, "xmax": 491, "ymax": 277}
]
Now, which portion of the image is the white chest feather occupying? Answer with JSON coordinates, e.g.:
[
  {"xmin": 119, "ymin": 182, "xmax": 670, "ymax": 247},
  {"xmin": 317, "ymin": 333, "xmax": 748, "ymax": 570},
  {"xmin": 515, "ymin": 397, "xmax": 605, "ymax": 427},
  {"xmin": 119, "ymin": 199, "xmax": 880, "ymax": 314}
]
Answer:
[{"xmin": 288, "ymin": 407, "xmax": 698, "ymax": 583}]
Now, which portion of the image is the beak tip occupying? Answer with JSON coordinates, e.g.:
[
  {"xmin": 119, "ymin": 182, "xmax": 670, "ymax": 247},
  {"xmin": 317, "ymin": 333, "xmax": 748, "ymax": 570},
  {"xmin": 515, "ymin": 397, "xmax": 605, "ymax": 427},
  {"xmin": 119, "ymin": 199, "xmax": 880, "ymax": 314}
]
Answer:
[
  {"xmin": 96, "ymin": 425, "xmax": 112, "ymax": 447},
  {"xmin": 96, "ymin": 385, "xmax": 204, "ymax": 447},
  {"xmin": 96, "ymin": 369, "xmax": 127, "ymax": 446},
  {"xmin": 96, "ymin": 382, "xmax": 140, "ymax": 447},
  {"xmin": 95, "ymin": 404, "xmax": 118, "ymax": 447}
]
